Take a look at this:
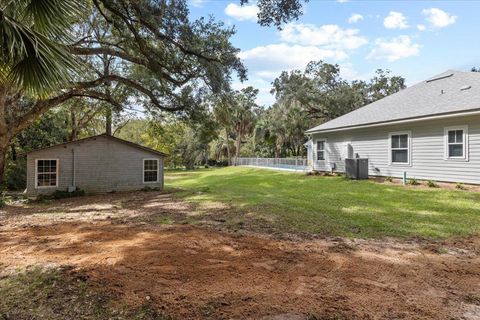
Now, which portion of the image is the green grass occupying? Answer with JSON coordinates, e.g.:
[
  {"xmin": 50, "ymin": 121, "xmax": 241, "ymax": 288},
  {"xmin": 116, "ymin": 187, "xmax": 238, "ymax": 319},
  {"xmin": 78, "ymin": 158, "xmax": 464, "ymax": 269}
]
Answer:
[
  {"xmin": 165, "ymin": 167, "xmax": 480, "ymax": 239},
  {"xmin": 0, "ymin": 266, "xmax": 170, "ymax": 320}
]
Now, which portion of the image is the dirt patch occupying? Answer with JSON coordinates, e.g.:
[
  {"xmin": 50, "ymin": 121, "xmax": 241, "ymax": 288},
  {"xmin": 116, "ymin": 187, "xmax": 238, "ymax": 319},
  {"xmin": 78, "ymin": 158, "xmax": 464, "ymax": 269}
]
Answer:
[{"xmin": 1, "ymin": 192, "xmax": 479, "ymax": 319}]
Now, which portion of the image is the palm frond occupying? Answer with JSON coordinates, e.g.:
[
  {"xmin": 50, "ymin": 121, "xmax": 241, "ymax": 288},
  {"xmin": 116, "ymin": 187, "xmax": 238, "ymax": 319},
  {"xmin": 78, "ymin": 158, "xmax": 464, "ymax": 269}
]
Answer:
[
  {"xmin": 0, "ymin": 0, "xmax": 83, "ymax": 96},
  {"xmin": 24, "ymin": 0, "xmax": 84, "ymax": 39}
]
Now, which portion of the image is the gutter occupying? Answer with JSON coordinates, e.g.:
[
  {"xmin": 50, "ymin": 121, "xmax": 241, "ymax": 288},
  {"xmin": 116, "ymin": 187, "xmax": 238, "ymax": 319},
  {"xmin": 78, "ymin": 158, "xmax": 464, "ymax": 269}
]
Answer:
[{"xmin": 305, "ymin": 108, "xmax": 480, "ymax": 135}]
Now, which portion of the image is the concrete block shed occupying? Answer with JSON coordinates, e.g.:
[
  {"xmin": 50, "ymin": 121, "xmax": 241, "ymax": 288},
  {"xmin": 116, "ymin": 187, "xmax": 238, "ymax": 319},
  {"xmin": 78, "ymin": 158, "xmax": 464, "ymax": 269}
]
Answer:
[{"xmin": 25, "ymin": 134, "xmax": 166, "ymax": 196}]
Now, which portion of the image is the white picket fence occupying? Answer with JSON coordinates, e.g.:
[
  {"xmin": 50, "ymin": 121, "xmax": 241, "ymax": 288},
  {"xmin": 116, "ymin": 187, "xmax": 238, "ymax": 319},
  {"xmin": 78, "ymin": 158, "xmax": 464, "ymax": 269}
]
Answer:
[{"xmin": 234, "ymin": 157, "xmax": 309, "ymax": 170}]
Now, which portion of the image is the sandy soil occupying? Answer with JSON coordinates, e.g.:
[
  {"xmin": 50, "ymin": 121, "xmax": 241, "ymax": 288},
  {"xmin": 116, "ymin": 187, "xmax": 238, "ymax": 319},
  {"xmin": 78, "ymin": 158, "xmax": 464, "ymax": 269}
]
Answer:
[{"xmin": 1, "ymin": 191, "xmax": 479, "ymax": 319}]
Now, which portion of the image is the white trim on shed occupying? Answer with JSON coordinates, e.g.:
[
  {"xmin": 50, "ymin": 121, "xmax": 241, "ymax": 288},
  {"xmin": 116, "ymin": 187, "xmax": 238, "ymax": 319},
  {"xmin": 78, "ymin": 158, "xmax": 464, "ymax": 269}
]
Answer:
[{"xmin": 34, "ymin": 158, "xmax": 59, "ymax": 189}]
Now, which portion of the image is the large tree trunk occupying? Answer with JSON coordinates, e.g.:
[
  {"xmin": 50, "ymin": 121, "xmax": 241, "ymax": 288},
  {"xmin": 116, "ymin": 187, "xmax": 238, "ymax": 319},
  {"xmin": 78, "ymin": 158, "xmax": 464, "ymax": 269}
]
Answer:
[
  {"xmin": 103, "ymin": 53, "xmax": 112, "ymax": 136},
  {"xmin": 235, "ymin": 135, "xmax": 241, "ymax": 165},
  {"xmin": 69, "ymin": 109, "xmax": 78, "ymax": 141},
  {"xmin": 0, "ymin": 144, "xmax": 8, "ymax": 189},
  {"xmin": 0, "ymin": 86, "xmax": 9, "ymax": 189},
  {"xmin": 105, "ymin": 108, "xmax": 112, "ymax": 135},
  {"xmin": 225, "ymin": 128, "xmax": 231, "ymax": 166}
]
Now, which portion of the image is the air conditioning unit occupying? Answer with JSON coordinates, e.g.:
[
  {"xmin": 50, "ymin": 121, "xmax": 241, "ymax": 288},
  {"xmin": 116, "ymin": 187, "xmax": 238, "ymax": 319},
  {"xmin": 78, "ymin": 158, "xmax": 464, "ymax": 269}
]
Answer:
[{"xmin": 345, "ymin": 158, "xmax": 369, "ymax": 179}]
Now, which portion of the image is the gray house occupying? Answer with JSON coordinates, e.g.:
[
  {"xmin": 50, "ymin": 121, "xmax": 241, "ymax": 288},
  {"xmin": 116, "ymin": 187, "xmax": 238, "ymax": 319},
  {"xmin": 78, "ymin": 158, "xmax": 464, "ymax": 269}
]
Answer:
[
  {"xmin": 25, "ymin": 134, "xmax": 166, "ymax": 196},
  {"xmin": 305, "ymin": 70, "xmax": 480, "ymax": 184}
]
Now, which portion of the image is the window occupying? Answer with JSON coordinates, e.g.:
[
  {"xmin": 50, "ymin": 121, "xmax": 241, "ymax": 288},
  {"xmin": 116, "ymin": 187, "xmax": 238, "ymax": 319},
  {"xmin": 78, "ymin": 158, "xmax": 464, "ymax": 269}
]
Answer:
[
  {"xmin": 389, "ymin": 132, "xmax": 410, "ymax": 165},
  {"xmin": 445, "ymin": 126, "xmax": 468, "ymax": 160},
  {"xmin": 317, "ymin": 140, "xmax": 326, "ymax": 160},
  {"xmin": 143, "ymin": 159, "xmax": 159, "ymax": 183},
  {"xmin": 36, "ymin": 159, "xmax": 58, "ymax": 188}
]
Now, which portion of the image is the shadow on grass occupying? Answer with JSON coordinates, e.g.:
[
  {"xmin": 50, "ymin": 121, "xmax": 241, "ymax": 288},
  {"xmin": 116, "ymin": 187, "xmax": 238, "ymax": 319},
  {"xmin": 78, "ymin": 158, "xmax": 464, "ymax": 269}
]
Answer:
[
  {"xmin": 166, "ymin": 167, "xmax": 480, "ymax": 239},
  {"xmin": 0, "ymin": 266, "xmax": 171, "ymax": 320}
]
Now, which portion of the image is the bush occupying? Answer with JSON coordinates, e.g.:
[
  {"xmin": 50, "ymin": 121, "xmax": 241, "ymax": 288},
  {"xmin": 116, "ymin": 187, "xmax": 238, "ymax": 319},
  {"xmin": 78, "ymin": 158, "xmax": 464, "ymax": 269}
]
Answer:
[
  {"xmin": 36, "ymin": 189, "xmax": 85, "ymax": 201},
  {"xmin": 408, "ymin": 178, "xmax": 420, "ymax": 185},
  {"xmin": 206, "ymin": 159, "xmax": 229, "ymax": 167},
  {"xmin": 141, "ymin": 186, "xmax": 161, "ymax": 192},
  {"xmin": 427, "ymin": 180, "xmax": 439, "ymax": 188},
  {"xmin": 51, "ymin": 189, "xmax": 85, "ymax": 199},
  {"xmin": 0, "ymin": 197, "xmax": 5, "ymax": 208},
  {"xmin": 4, "ymin": 157, "xmax": 26, "ymax": 190},
  {"xmin": 456, "ymin": 183, "xmax": 466, "ymax": 190},
  {"xmin": 385, "ymin": 176, "xmax": 393, "ymax": 182}
]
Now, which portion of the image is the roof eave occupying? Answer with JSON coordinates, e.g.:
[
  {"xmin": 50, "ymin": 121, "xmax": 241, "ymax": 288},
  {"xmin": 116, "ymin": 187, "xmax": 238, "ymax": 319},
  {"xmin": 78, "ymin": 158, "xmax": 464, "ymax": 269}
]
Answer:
[
  {"xmin": 305, "ymin": 108, "xmax": 480, "ymax": 135},
  {"xmin": 22, "ymin": 134, "xmax": 168, "ymax": 157}
]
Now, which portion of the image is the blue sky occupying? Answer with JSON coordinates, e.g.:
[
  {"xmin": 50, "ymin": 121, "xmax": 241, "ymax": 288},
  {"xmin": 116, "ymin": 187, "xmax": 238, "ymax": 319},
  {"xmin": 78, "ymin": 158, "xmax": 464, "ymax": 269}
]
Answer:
[{"xmin": 189, "ymin": 0, "xmax": 480, "ymax": 106}]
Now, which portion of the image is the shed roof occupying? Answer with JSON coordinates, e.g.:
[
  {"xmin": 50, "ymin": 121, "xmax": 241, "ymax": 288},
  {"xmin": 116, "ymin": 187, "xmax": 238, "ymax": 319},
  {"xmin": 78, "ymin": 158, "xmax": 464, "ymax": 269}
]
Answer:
[
  {"xmin": 25, "ymin": 134, "xmax": 167, "ymax": 156},
  {"xmin": 306, "ymin": 70, "xmax": 480, "ymax": 133}
]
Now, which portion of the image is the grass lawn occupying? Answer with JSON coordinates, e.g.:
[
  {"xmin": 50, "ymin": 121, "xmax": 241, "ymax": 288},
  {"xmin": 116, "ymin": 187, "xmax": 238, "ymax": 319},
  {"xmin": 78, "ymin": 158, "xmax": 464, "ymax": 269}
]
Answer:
[{"xmin": 165, "ymin": 166, "xmax": 480, "ymax": 239}]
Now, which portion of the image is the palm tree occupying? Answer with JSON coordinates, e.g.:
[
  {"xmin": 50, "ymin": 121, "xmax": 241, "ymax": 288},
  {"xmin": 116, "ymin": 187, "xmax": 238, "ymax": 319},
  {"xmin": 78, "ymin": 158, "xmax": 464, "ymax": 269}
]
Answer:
[
  {"xmin": 231, "ymin": 87, "xmax": 259, "ymax": 162},
  {"xmin": 0, "ymin": 0, "xmax": 81, "ymax": 96},
  {"xmin": 0, "ymin": 0, "xmax": 82, "ymax": 185}
]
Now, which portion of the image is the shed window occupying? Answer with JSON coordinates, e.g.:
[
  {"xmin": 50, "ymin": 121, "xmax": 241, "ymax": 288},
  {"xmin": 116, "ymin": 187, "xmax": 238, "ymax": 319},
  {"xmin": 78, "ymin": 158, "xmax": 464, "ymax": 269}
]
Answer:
[
  {"xmin": 390, "ymin": 133, "xmax": 410, "ymax": 164},
  {"xmin": 317, "ymin": 141, "xmax": 325, "ymax": 160},
  {"xmin": 445, "ymin": 126, "xmax": 468, "ymax": 160},
  {"xmin": 36, "ymin": 159, "xmax": 58, "ymax": 187},
  {"xmin": 143, "ymin": 159, "xmax": 159, "ymax": 183}
]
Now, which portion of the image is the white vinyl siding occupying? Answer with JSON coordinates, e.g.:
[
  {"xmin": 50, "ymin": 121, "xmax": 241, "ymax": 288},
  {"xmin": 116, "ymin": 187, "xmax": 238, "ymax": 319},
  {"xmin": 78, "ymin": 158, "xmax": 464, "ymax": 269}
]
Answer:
[
  {"xmin": 310, "ymin": 114, "xmax": 480, "ymax": 184},
  {"xmin": 35, "ymin": 159, "xmax": 59, "ymax": 188},
  {"xmin": 444, "ymin": 126, "xmax": 468, "ymax": 161}
]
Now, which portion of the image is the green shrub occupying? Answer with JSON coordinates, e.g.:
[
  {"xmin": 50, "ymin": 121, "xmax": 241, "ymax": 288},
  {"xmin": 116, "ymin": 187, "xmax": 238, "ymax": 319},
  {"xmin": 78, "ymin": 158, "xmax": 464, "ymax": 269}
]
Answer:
[
  {"xmin": 141, "ymin": 186, "xmax": 161, "ymax": 192},
  {"xmin": 0, "ymin": 197, "xmax": 5, "ymax": 208},
  {"xmin": 323, "ymin": 172, "xmax": 333, "ymax": 177},
  {"xmin": 427, "ymin": 180, "xmax": 439, "ymax": 188},
  {"xmin": 456, "ymin": 183, "xmax": 466, "ymax": 190},
  {"xmin": 385, "ymin": 176, "xmax": 393, "ymax": 182},
  {"xmin": 51, "ymin": 189, "xmax": 85, "ymax": 199},
  {"xmin": 36, "ymin": 189, "xmax": 85, "ymax": 201},
  {"xmin": 4, "ymin": 157, "xmax": 26, "ymax": 190},
  {"xmin": 408, "ymin": 178, "xmax": 420, "ymax": 185}
]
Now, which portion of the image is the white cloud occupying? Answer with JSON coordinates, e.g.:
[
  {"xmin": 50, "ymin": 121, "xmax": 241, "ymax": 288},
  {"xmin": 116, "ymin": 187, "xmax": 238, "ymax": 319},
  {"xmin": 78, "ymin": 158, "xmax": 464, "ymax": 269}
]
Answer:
[
  {"xmin": 239, "ymin": 43, "xmax": 348, "ymax": 80},
  {"xmin": 190, "ymin": 0, "xmax": 207, "ymax": 7},
  {"xmin": 232, "ymin": 79, "xmax": 273, "ymax": 106},
  {"xmin": 367, "ymin": 35, "xmax": 420, "ymax": 62},
  {"xmin": 348, "ymin": 13, "xmax": 364, "ymax": 24},
  {"xmin": 224, "ymin": 3, "xmax": 258, "ymax": 22},
  {"xmin": 417, "ymin": 24, "xmax": 426, "ymax": 31},
  {"xmin": 422, "ymin": 8, "xmax": 457, "ymax": 28},
  {"xmin": 279, "ymin": 23, "xmax": 368, "ymax": 50},
  {"xmin": 336, "ymin": 0, "xmax": 349, "ymax": 3},
  {"xmin": 383, "ymin": 11, "xmax": 409, "ymax": 29}
]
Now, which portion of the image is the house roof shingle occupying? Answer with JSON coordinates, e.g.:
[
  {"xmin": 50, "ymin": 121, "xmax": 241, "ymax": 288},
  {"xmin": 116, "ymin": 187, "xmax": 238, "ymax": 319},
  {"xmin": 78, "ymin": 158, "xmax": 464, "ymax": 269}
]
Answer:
[
  {"xmin": 25, "ymin": 134, "xmax": 168, "ymax": 156},
  {"xmin": 306, "ymin": 70, "xmax": 480, "ymax": 133}
]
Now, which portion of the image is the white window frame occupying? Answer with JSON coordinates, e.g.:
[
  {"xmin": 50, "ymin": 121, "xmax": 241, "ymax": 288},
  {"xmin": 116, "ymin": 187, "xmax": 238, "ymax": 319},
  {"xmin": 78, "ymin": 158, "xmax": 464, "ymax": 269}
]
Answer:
[
  {"xmin": 388, "ymin": 131, "xmax": 412, "ymax": 166},
  {"xmin": 444, "ymin": 125, "xmax": 469, "ymax": 161},
  {"xmin": 316, "ymin": 139, "xmax": 327, "ymax": 161},
  {"xmin": 35, "ymin": 158, "xmax": 59, "ymax": 189},
  {"xmin": 143, "ymin": 158, "xmax": 159, "ymax": 183}
]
